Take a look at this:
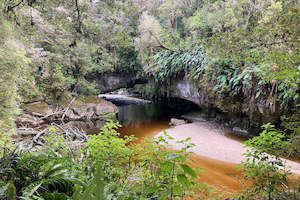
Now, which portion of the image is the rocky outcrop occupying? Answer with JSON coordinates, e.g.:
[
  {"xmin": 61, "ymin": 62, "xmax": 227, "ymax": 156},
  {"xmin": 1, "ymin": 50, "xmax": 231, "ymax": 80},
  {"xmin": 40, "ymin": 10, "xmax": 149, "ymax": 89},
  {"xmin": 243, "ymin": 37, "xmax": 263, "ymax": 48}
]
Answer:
[
  {"xmin": 99, "ymin": 94, "xmax": 151, "ymax": 106},
  {"xmin": 65, "ymin": 101, "xmax": 117, "ymax": 121},
  {"xmin": 139, "ymin": 75, "xmax": 283, "ymax": 133},
  {"xmin": 90, "ymin": 72, "xmax": 137, "ymax": 93}
]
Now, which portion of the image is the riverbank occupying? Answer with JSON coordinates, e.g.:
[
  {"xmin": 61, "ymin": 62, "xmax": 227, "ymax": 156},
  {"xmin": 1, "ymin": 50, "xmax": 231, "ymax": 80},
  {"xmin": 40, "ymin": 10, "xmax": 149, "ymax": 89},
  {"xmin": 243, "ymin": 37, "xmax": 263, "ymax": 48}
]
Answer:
[{"xmin": 155, "ymin": 122, "xmax": 300, "ymax": 191}]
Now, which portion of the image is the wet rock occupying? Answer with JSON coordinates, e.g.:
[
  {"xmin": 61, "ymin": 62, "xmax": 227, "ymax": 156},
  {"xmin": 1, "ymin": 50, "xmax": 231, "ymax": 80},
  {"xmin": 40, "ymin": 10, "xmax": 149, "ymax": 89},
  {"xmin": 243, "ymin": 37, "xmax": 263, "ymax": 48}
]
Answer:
[
  {"xmin": 149, "ymin": 73, "xmax": 286, "ymax": 133},
  {"xmin": 21, "ymin": 101, "xmax": 55, "ymax": 115},
  {"xmin": 99, "ymin": 94, "xmax": 151, "ymax": 106},
  {"xmin": 89, "ymin": 72, "xmax": 136, "ymax": 93},
  {"xmin": 65, "ymin": 97, "xmax": 118, "ymax": 121},
  {"xmin": 232, "ymin": 127, "xmax": 249, "ymax": 136},
  {"xmin": 182, "ymin": 111, "xmax": 208, "ymax": 122},
  {"xmin": 65, "ymin": 103, "xmax": 117, "ymax": 121},
  {"xmin": 169, "ymin": 118, "xmax": 187, "ymax": 126},
  {"xmin": 110, "ymin": 88, "xmax": 130, "ymax": 95}
]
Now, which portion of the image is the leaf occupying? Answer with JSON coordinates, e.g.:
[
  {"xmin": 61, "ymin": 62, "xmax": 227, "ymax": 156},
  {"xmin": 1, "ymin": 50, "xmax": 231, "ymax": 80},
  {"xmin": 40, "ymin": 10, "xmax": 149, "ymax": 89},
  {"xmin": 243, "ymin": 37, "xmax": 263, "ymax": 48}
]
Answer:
[
  {"xmin": 0, "ymin": 184, "xmax": 8, "ymax": 197},
  {"xmin": 41, "ymin": 192, "xmax": 69, "ymax": 200},
  {"xmin": 173, "ymin": 185, "xmax": 184, "ymax": 196},
  {"xmin": 146, "ymin": 186, "xmax": 159, "ymax": 195},
  {"xmin": 24, "ymin": 182, "xmax": 43, "ymax": 198},
  {"xmin": 177, "ymin": 174, "xmax": 190, "ymax": 188},
  {"xmin": 161, "ymin": 161, "xmax": 173, "ymax": 172},
  {"xmin": 180, "ymin": 164, "xmax": 198, "ymax": 178}
]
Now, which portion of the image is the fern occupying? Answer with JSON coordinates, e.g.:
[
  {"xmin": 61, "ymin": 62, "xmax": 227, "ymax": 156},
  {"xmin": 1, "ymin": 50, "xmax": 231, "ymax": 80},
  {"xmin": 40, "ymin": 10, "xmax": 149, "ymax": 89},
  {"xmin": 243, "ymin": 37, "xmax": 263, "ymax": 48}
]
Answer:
[
  {"xmin": 147, "ymin": 47, "xmax": 206, "ymax": 82},
  {"xmin": 71, "ymin": 164, "xmax": 105, "ymax": 200}
]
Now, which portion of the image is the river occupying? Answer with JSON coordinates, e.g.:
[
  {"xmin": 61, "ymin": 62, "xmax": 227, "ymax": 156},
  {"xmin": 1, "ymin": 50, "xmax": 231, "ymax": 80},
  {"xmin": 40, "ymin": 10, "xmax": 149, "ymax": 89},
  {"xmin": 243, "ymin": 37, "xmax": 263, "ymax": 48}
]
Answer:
[
  {"xmin": 115, "ymin": 102, "xmax": 249, "ymax": 193},
  {"xmin": 90, "ymin": 99, "xmax": 300, "ymax": 196}
]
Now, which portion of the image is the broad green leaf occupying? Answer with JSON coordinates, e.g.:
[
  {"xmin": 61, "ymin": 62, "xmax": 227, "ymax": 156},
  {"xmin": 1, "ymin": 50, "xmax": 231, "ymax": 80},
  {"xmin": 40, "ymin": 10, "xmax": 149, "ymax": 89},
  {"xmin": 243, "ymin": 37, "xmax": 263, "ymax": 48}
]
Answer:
[
  {"xmin": 180, "ymin": 164, "xmax": 197, "ymax": 178},
  {"xmin": 177, "ymin": 174, "xmax": 190, "ymax": 188}
]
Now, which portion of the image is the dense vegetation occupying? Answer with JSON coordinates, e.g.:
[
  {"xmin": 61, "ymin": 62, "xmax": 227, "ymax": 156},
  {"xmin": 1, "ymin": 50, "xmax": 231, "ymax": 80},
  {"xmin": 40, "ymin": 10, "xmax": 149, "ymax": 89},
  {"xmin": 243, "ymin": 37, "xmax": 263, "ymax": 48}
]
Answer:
[
  {"xmin": 1, "ymin": 0, "xmax": 299, "ymax": 141},
  {"xmin": 0, "ymin": 121, "xmax": 210, "ymax": 199},
  {"xmin": 0, "ymin": 0, "xmax": 299, "ymax": 199}
]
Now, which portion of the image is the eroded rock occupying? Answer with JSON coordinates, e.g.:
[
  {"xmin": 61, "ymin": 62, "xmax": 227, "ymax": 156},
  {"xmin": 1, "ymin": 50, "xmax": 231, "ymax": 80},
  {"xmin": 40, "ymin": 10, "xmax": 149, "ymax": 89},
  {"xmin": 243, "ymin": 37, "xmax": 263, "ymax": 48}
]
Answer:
[
  {"xmin": 169, "ymin": 118, "xmax": 187, "ymax": 126},
  {"xmin": 65, "ymin": 102, "xmax": 118, "ymax": 121}
]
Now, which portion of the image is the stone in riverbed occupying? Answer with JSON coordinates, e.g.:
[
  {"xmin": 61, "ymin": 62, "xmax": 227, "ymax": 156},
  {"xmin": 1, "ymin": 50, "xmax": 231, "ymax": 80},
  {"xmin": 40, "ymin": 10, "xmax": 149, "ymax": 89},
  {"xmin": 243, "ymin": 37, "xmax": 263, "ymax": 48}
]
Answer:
[
  {"xmin": 232, "ymin": 127, "xmax": 249, "ymax": 136},
  {"xmin": 64, "ymin": 96, "xmax": 118, "ymax": 121},
  {"xmin": 169, "ymin": 118, "xmax": 187, "ymax": 126}
]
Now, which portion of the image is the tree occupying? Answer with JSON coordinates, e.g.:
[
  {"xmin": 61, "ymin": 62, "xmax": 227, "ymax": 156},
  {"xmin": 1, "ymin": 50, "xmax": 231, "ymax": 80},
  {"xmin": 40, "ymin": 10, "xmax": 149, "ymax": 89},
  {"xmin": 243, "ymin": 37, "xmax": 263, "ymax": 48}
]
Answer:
[{"xmin": 0, "ymin": 16, "xmax": 29, "ymax": 149}]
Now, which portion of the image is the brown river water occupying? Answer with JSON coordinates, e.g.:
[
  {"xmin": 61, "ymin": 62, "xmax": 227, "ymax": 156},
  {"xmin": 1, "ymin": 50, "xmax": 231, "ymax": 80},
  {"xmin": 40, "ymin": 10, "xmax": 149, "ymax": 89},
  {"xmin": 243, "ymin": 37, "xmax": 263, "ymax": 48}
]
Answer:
[
  {"xmin": 116, "ymin": 102, "xmax": 249, "ymax": 194},
  {"xmin": 89, "ymin": 101, "xmax": 300, "ymax": 197}
]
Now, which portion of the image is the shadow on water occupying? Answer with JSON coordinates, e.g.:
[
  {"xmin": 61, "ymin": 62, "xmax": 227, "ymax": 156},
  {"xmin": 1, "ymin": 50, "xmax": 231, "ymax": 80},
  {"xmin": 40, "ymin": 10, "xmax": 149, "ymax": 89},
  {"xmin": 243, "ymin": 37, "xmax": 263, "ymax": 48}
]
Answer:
[{"xmin": 117, "ymin": 100, "xmax": 200, "ymax": 138}]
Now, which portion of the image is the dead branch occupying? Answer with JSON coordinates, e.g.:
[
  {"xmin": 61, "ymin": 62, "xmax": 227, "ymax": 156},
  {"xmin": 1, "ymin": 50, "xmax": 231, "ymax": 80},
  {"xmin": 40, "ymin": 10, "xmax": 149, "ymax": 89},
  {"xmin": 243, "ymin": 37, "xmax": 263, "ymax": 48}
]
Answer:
[
  {"xmin": 40, "ymin": 107, "xmax": 62, "ymax": 120},
  {"xmin": 149, "ymin": 31, "xmax": 178, "ymax": 53},
  {"xmin": 61, "ymin": 97, "xmax": 76, "ymax": 121},
  {"xmin": 33, "ymin": 129, "xmax": 48, "ymax": 143}
]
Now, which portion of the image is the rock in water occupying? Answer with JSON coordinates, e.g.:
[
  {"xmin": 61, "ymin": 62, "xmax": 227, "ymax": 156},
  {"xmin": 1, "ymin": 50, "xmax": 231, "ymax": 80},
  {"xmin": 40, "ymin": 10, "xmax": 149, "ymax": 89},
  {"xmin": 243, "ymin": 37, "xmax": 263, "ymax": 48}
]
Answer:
[{"xmin": 169, "ymin": 118, "xmax": 187, "ymax": 126}]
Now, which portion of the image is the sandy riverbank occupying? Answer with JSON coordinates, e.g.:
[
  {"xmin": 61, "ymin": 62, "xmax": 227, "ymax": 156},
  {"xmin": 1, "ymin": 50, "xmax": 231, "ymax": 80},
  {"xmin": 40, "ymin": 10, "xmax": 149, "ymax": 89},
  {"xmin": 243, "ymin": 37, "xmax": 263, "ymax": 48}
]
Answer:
[{"xmin": 156, "ymin": 122, "xmax": 300, "ymax": 175}]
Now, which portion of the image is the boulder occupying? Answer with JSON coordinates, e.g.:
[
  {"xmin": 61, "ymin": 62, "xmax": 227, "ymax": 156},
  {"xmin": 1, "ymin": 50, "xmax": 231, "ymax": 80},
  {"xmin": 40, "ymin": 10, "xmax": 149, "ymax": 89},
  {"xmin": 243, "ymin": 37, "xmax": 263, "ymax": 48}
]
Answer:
[
  {"xmin": 169, "ymin": 118, "xmax": 187, "ymax": 126},
  {"xmin": 64, "ymin": 96, "xmax": 118, "ymax": 121},
  {"xmin": 232, "ymin": 127, "xmax": 249, "ymax": 136},
  {"xmin": 65, "ymin": 102, "xmax": 118, "ymax": 121}
]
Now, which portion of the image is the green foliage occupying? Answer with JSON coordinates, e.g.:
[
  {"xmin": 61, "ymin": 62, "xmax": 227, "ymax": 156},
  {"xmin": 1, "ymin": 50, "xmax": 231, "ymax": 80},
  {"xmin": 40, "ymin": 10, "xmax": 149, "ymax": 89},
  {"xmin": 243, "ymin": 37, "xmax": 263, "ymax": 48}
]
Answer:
[
  {"xmin": 136, "ymin": 132, "xmax": 201, "ymax": 199},
  {"xmin": 5, "ymin": 181, "xmax": 16, "ymax": 200},
  {"xmin": 71, "ymin": 164, "xmax": 105, "ymax": 200},
  {"xmin": 146, "ymin": 47, "xmax": 206, "ymax": 82},
  {"xmin": 114, "ymin": 31, "xmax": 140, "ymax": 72},
  {"xmin": 281, "ymin": 109, "xmax": 300, "ymax": 159},
  {"xmin": 137, "ymin": 0, "xmax": 299, "ymax": 112},
  {"xmin": 0, "ymin": 16, "xmax": 29, "ymax": 149},
  {"xmin": 1, "ymin": 121, "xmax": 205, "ymax": 199},
  {"xmin": 241, "ymin": 123, "xmax": 292, "ymax": 199},
  {"xmin": 86, "ymin": 121, "xmax": 202, "ymax": 199}
]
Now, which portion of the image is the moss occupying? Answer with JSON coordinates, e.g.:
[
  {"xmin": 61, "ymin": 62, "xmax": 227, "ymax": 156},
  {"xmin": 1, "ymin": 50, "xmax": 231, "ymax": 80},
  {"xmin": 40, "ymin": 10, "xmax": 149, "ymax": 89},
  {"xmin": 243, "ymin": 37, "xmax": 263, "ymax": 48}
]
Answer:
[
  {"xmin": 104, "ymin": 112, "xmax": 117, "ymax": 120},
  {"xmin": 97, "ymin": 112, "xmax": 117, "ymax": 121},
  {"xmin": 60, "ymin": 95, "xmax": 105, "ymax": 107}
]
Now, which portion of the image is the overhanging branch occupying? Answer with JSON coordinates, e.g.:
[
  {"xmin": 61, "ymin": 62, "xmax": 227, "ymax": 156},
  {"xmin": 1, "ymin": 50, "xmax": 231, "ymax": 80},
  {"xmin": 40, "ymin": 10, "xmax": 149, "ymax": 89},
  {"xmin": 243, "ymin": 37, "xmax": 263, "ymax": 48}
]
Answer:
[{"xmin": 149, "ymin": 30, "xmax": 178, "ymax": 53}]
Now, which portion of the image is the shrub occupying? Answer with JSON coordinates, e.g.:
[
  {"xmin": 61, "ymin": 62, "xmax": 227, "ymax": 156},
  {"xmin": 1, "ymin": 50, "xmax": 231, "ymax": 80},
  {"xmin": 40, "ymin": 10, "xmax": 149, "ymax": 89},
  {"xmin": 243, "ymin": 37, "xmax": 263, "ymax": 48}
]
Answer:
[{"xmin": 241, "ymin": 123, "xmax": 293, "ymax": 199}]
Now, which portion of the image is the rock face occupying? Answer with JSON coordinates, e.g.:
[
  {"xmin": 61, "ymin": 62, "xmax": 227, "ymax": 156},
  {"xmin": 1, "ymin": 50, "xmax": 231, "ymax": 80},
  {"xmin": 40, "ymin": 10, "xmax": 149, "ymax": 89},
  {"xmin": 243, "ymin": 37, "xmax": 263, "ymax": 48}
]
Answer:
[
  {"xmin": 99, "ymin": 94, "xmax": 151, "ymax": 106},
  {"xmin": 91, "ymin": 72, "xmax": 136, "ymax": 93},
  {"xmin": 144, "ymin": 75, "xmax": 283, "ymax": 134},
  {"xmin": 169, "ymin": 118, "xmax": 187, "ymax": 126}
]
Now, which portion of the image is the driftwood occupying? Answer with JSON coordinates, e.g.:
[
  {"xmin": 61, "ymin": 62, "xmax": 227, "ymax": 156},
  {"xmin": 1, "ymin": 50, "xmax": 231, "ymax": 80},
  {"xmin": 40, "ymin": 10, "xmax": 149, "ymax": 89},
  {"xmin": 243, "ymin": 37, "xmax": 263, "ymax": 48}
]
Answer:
[
  {"xmin": 17, "ymin": 128, "xmax": 37, "ymax": 136},
  {"xmin": 61, "ymin": 97, "xmax": 76, "ymax": 121},
  {"xmin": 16, "ymin": 122, "xmax": 89, "ymax": 148},
  {"xmin": 33, "ymin": 129, "xmax": 48, "ymax": 143},
  {"xmin": 40, "ymin": 107, "xmax": 61, "ymax": 120},
  {"xmin": 21, "ymin": 98, "xmax": 77, "ymax": 126}
]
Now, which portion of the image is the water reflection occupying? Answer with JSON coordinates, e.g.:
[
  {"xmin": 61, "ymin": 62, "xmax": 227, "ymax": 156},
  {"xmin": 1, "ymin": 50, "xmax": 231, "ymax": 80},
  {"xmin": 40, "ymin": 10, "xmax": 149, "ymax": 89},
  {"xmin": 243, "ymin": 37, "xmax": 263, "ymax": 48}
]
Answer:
[
  {"xmin": 118, "ymin": 103, "xmax": 191, "ymax": 126},
  {"xmin": 117, "ymin": 102, "xmax": 199, "ymax": 138}
]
